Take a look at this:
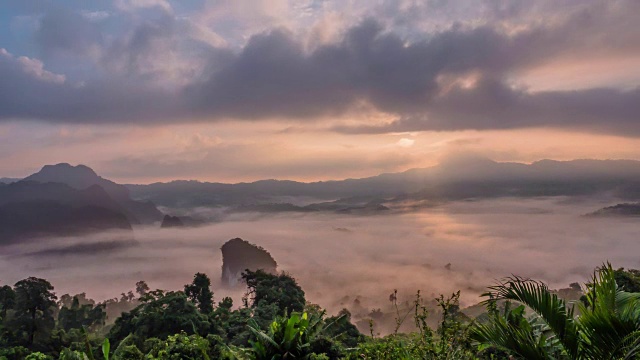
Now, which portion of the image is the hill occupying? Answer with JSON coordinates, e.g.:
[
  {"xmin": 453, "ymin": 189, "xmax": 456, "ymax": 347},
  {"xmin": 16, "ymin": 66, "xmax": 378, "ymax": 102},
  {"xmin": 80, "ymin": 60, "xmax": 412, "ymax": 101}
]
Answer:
[
  {"xmin": 0, "ymin": 200, "xmax": 132, "ymax": 244},
  {"xmin": 23, "ymin": 163, "xmax": 163, "ymax": 224},
  {"xmin": 0, "ymin": 182, "xmax": 135, "ymax": 243}
]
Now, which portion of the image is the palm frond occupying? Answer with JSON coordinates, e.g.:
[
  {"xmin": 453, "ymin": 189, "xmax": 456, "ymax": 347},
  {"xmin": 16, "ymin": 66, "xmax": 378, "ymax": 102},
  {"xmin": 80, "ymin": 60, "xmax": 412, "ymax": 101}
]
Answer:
[
  {"xmin": 471, "ymin": 312, "xmax": 554, "ymax": 360},
  {"xmin": 483, "ymin": 276, "xmax": 579, "ymax": 357},
  {"xmin": 577, "ymin": 263, "xmax": 640, "ymax": 359}
]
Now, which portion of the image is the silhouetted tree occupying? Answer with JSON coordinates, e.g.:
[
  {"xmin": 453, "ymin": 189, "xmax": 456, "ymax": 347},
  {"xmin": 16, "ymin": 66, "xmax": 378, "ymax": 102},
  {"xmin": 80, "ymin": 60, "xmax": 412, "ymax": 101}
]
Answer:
[
  {"xmin": 135, "ymin": 280, "xmax": 150, "ymax": 297},
  {"xmin": 242, "ymin": 270, "xmax": 306, "ymax": 331},
  {"xmin": 0, "ymin": 285, "xmax": 15, "ymax": 320},
  {"xmin": 57, "ymin": 296, "xmax": 105, "ymax": 332},
  {"xmin": 184, "ymin": 273, "xmax": 214, "ymax": 314},
  {"xmin": 325, "ymin": 309, "xmax": 364, "ymax": 347},
  {"xmin": 108, "ymin": 290, "xmax": 210, "ymax": 346},
  {"xmin": 13, "ymin": 277, "xmax": 57, "ymax": 347}
]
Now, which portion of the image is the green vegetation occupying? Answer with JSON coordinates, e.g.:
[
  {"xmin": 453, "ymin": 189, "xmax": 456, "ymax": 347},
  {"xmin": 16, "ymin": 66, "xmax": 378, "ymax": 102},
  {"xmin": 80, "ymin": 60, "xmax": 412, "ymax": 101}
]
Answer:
[
  {"xmin": 2, "ymin": 265, "xmax": 640, "ymax": 359},
  {"xmin": 472, "ymin": 263, "xmax": 640, "ymax": 359}
]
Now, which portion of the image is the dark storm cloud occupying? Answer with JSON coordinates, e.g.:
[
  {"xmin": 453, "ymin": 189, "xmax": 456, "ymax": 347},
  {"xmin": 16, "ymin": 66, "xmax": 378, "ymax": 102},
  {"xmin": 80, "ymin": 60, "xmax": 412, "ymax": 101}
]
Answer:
[
  {"xmin": 188, "ymin": 17, "xmax": 603, "ymax": 119},
  {"xmin": 335, "ymin": 78, "xmax": 640, "ymax": 135},
  {"xmin": 0, "ymin": 48, "xmax": 181, "ymax": 122},
  {"xmin": 1, "ymin": 0, "xmax": 639, "ymax": 135}
]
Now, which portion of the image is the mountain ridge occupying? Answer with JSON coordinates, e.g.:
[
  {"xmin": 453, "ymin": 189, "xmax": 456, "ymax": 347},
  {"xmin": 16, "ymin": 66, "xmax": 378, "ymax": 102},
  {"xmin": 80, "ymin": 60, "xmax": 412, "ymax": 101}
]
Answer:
[
  {"xmin": 124, "ymin": 158, "xmax": 640, "ymax": 210},
  {"xmin": 124, "ymin": 158, "xmax": 640, "ymax": 186},
  {"xmin": 4, "ymin": 158, "xmax": 640, "ymax": 221},
  {"xmin": 22, "ymin": 163, "xmax": 163, "ymax": 224}
]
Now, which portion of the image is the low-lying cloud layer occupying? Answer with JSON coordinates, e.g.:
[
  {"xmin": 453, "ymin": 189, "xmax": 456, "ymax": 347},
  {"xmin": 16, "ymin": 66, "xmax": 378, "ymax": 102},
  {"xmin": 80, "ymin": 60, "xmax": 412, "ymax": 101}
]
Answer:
[
  {"xmin": 1, "ymin": 197, "xmax": 638, "ymax": 318},
  {"xmin": 1, "ymin": 0, "xmax": 639, "ymax": 135}
]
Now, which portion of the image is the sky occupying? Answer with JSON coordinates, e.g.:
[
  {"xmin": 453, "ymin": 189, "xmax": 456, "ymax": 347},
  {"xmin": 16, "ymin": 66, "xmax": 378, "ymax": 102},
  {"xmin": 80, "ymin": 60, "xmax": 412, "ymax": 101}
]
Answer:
[{"xmin": 1, "ymin": 0, "xmax": 639, "ymax": 183}]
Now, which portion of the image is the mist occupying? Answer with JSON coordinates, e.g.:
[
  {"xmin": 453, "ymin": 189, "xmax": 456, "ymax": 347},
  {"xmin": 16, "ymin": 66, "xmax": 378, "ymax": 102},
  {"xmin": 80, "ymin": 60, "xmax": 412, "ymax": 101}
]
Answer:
[{"xmin": 1, "ymin": 197, "xmax": 638, "ymax": 322}]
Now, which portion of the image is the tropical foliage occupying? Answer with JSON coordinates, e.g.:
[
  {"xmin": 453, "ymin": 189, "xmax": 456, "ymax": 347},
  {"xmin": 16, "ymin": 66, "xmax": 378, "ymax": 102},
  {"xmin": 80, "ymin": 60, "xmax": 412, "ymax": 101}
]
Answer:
[
  {"xmin": 472, "ymin": 263, "xmax": 640, "ymax": 359},
  {"xmin": 2, "ymin": 264, "xmax": 640, "ymax": 359}
]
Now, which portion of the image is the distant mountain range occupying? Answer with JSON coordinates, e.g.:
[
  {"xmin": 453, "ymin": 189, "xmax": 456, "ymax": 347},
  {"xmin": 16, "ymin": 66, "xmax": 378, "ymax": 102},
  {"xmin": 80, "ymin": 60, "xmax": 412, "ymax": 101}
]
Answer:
[
  {"xmin": 0, "ymin": 163, "xmax": 163, "ymax": 244},
  {"xmin": 2, "ymin": 158, "xmax": 639, "ymax": 242},
  {"xmin": 125, "ymin": 157, "xmax": 640, "ymax": 214}
]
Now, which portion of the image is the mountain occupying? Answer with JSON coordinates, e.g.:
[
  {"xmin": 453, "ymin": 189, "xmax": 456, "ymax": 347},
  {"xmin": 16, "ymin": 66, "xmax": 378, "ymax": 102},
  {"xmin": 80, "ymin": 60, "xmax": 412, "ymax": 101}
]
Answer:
[
  {"xmin": 220, "ymin": 238, "xmax": 277, "ymax": 287},
  {"xmin": 0, "ymin": 182, "xmax": 135, "ymax": 244},
  {"xmin": 0, "ymin": 201, "xmax": 132, "ymax": 243},
  {"xmin": 23, "ymin": 163, "xmax": 163, "ymax": 224},
  {"xmin": 0, "ymin": 181, "xmax": 125, "ymax": 211},
  {"xmin": 24, "ymin": 164, "xmax": 128, "ymax": 200},
  {"xmin": 126, "ymin": 158, "xmax": 640, "ymax": 212}
]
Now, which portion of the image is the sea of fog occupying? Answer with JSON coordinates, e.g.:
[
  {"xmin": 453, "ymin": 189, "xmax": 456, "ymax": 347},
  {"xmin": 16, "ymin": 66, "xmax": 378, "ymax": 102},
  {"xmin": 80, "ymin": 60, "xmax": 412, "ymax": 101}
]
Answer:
[{"xmin": 1, "ymin": 197, "xmax": 638, "ymax": 317}]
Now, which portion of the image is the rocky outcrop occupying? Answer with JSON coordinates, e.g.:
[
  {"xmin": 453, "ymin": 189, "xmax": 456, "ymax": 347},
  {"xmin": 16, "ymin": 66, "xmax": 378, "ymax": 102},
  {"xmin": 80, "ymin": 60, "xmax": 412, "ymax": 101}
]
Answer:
[{"xmin": 220, "ymin": 238, "xmax": 277, "ymax": 287}]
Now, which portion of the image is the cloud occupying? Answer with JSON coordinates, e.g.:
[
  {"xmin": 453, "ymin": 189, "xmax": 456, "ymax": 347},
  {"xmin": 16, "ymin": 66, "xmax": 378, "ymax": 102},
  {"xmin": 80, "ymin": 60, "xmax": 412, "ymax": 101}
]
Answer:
[
  {"xmin": 396, "ymin": 138, "xmax": 415, "ymax": 148},
  {"xmin": 335, "ymin": 77, "xmax": 640, "ymax": 135},
  {"xmin": 12, "ymin": 51, "xmax": 66, "ymax": 83},
  {"xmin": 0, "ymin": 0, "xmax": 639, "ymax": 136},
  {"xmin": 114, "ymin": 0, "xmax": 172, "ymax": 13},
  {"xmin": 0, "ymin": 47, "xmax": 180, "ymax": 122},
  {"xmin": 34, "ymin": 6, "xmax": 104, "ymax": 57}
]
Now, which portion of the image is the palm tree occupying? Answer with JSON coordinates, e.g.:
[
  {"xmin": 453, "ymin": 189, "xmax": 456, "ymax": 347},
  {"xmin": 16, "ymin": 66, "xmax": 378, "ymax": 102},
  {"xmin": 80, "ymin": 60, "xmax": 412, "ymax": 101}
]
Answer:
[{"xmin": 472, "ymin": 263, "xmax": 640, "ymax": 359}]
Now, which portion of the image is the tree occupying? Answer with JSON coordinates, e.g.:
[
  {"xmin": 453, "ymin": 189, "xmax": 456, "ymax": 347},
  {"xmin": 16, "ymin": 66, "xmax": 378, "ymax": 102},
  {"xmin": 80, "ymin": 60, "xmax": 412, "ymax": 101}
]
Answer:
[
  {"xmin": 184, "ymin": 273, "xmax": 214, "ymax": 314},
  {"xmin": 0, "ymin": 285, "xmax": 18, "ymax": 351},
  {"xmin": 108, "ymin": 290, "xmax": 210, "ymax": 346},
  {"xmin": 222, "ymin": 306, "xmax": 253, "ymax": 346},
  {"xmin": 114, "ymin": 344, "xmax": 144, "ymax": 360},
  {"xmin": 242, "ymin": 270, "xmax": 306, "ymax": 315},
  {"xmin": 324, "ymin": 309, "xmax": 364, "ymax": 348},
  {"xmin": 241, "ymin": 270, "xmax": 306, "ymax": 333},
  {"xmin": 13, "ymin": 277, "xmax": 57, "ymax": 347},
  {"xmin": 146, "ymin": 332, "xmax": 211, "ymax": 360},
  {"xmin": 58, "ymin": 293, "xmax": 94, "ymax": 309},
  {"xmin": 614, "ymin": 267, "xmax": 640, "ymax": 292},
  {"xmin": 472, "ymin": 263, "xmax": 640, "ymax": 359},
  {"xmin": 58, "ymin": 296, "xmax": 106, "ymax": 332},
  {"xmin": 135, "ymin": 281, "xmax": 150, "ymax": 298},
  {"xmin": 0, "ymin": 285, "xmax": 15, "ymax": 320}
]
